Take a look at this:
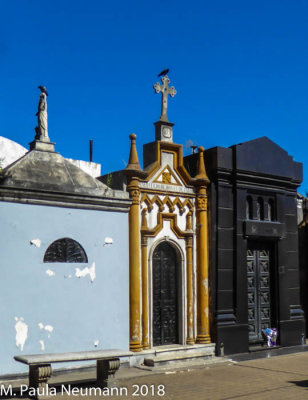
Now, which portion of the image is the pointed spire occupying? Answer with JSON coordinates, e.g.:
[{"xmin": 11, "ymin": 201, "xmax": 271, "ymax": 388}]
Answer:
[
  {"xmin": 195, "ymin": 146, "xmax": 209, "ymax": 183},
  {"xmin": 126, "ymin": 134, "xmax": 141, "ymax": 171}
]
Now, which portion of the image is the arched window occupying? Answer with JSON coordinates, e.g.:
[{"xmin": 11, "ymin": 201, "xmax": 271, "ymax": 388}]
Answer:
[
  {"xmin": 268, "ymin": 199, "xmax": 275, "ymax": 221},
  {"xmin": 257, "ymin": 197, "xmax": 264, "ymax": 220},
  {"xmin": 246, "ymin": 196, "xmax": 253, "ymax": 220},
  {"xmin": 44, "ymin": 238, "xmax": 88, "ymax": 263}
]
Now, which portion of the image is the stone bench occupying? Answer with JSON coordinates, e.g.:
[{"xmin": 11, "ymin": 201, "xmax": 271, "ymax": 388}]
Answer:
[{"xmin": 14, "ymin": 349, "xmax": 132, "ymax": 393}]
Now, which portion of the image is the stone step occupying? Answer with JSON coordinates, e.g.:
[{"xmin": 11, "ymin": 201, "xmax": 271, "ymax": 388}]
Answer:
[
  {"xmin": 150, "ymin": 343, "xmax": 215, "ymax": 356},
  {"xmin": 141, "ymin": 356, "xmax": 230, "ymax": 371},
  {"xmin": 144, "ymin": 346, "xmax": 216, "ymax": 368}
]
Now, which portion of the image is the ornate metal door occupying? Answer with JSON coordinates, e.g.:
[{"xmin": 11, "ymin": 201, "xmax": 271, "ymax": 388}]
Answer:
[
  {"xmin": 247, "ymin": 244, "xmax": 272, "ymax": 343},
  {"xmin": 153, "ymin": 242, "xmax": 178, "ymax": 346}
]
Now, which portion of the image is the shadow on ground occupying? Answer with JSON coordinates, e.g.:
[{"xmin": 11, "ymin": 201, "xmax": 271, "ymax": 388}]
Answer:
[{"xmin": 289, "ymin": 380, "xmax": 308, "ymax": 388}]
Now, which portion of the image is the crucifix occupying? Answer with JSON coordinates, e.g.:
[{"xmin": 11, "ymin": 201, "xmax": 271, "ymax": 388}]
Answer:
[{"xmin": 154, "ymin": 75, "xmax": 177, "ymax": 122}]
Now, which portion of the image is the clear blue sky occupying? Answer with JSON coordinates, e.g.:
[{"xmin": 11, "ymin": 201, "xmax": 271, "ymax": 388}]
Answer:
[{"xmin": 1, "ymin": 0, "xmax": 308, "ymax": 193}]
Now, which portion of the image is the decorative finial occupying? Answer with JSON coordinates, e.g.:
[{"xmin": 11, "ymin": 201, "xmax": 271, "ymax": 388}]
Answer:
[
  {"xmin": 195, "ymin": 146, "xmax": 209, "ymax": 183},
  {"xmin": 154, "ymin": 75, "xmax": 176, "ymax": 122},
  {"xmin": 126, "ymin": 134, "xmax": 141, "ymax": 171},
  {"xmin": 35, "ymin": 86, "xmax": 49, "ymax": 142}
]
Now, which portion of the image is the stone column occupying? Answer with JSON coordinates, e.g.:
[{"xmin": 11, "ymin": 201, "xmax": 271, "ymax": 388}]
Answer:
[
  {"xmin": 125, "ymin": 134, "xmax": 144, "ymax": 352},
  {"xmin": 195, "ymin": 189, "xmax": 211, "ymax": 343},
  {"xmin": 127, "ymin": 177, "xmax": 142, "ymax": 352},
  {"xmin": 195, "ymin": 147, "xmax": 211, "ymax": 344}
]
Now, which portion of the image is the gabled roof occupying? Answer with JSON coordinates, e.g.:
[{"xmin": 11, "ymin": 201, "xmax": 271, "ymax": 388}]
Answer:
[{"xmin": 142, "ymin": 141, "xmax": 193, "ymax": 186}]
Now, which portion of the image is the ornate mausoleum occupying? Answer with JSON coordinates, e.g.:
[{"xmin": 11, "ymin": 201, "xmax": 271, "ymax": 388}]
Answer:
[
  {"xmin": 185, "ymin": 137, "xmax": 305, "ymax": 355},
  {"xmin": 101, "ymin": 75, "xmax": 213, "ymax": 353}
]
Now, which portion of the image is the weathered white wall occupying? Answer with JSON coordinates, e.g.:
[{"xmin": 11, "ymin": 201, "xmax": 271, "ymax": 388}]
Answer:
[
  {"xmin": 0, "ymin": 201, "xmax": 129, "ymax": 374},
  {"xmin": 0, "ymin": 136, "xmax": 27, "ymax": 168},
  {"xmin": 66, "ymin": 158, "xmax": 101, "ymax": 178}
]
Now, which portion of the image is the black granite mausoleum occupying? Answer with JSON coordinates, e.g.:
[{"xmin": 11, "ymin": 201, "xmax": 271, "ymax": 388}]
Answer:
[{"xmin": 185, "ymin": 137, "xmax": 305, "ymax": 355}]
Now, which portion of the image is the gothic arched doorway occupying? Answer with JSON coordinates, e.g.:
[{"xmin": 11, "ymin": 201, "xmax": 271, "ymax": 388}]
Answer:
[{"xmin": 152, "ymin": 241, "xmax": 179, "ymax": 346}]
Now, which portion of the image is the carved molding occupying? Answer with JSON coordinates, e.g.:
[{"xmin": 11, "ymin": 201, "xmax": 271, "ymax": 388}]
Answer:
[
  {"xmin": 29, "ymin": 364, "xmax": 52, "ymax": 389},
  {"xmin": 196, "ymin": 196, "xmax": 208, "ymax": 211},
  {"xmin": 185, "ymin": 236, "xmax": 193, "ymax": 247},
  {"xmin": 143, "ymin": 142, "xmax": 194, "ymax": 186},
  {"xmin": 97, "ymin": 358, "xmax": 121, "ymax": 388},
  {"xmin": 141, "ymin": 235, "xmax": 148, "ymax": 247},
  {"xmin": 141, "ymin": 212, "xmax": 189, "ymax": 239},
  {"xmin": 141, "ymin": 194, "xmax": 194, "ymax": 215},
  {"xmin": 129, "ymin": 188, "xmax": 140, "ymax": 205},
  {"xmin": 153, "ymin": 165, "xmax": 182, "ymax": 186}
]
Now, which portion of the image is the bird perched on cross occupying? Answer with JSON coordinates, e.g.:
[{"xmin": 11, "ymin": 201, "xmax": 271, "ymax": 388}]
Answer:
[{"xmin": 158, "ymin": 68, "xmax": 169, "ymax": 77}]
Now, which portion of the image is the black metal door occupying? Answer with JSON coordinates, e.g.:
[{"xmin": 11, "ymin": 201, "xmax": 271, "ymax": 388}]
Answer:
[
  {"xmin": 247, "ymin": 244, "xmax": 272, "ymax": 343},
  {"xmin": 153, "ymin": 242, "xmax": 178, "ymax": 346}
]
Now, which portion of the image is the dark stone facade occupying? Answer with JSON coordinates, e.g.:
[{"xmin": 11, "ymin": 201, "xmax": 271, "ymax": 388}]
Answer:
[
  {"xmin": 299, "ymin": 196, "xmax": 308, "ymax": 335},
  {"xmin": 185, "ymin": 137, "xmax": 305, "ymax": 355}
]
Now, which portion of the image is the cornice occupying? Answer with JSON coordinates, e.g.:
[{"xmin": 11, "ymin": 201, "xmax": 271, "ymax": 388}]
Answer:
[
  {"xmin": 141, "ymin": 212, "xmax": 191, "ymax": 239},
  {"xmin": 212, "ymin": 168, "xmax": 301, "ymax": 192},
  {"xmin": 0, "ymin": 186, "xmax": 131, "ymax": 212}
]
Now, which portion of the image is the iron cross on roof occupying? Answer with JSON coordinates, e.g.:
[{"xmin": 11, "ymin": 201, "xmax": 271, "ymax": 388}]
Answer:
[{"xmin": 154, "ymin": 75, "xmax": 177, "ymax": 122}]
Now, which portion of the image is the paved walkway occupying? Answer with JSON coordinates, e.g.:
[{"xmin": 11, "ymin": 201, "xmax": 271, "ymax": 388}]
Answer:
[
  {"xmin": 4, "ymin": 349, "xmax": 308, "ymax": 399},
  {"xmin": 110, "ymin": 352, "xmax": 308, "ymax": 399}
]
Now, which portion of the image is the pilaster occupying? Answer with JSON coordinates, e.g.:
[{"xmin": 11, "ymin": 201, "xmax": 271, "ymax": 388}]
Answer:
[
  {"xmin": 141, "ymin": 233, "xmax": 149, "ymax": 349},
  {"xmin": 186, "ymin": 233, "xmax": 194, "ymax": 344}
]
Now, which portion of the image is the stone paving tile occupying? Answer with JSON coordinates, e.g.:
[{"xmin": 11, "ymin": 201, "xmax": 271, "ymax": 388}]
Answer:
[{"xmin": 107, "ymin": 353, "xmax": 308, "ymax": 400}]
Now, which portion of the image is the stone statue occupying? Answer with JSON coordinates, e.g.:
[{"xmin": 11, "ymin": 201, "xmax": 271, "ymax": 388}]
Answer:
[{"xmin": 36, "ymin": 86, "xmax": 49, "ymax": 141}]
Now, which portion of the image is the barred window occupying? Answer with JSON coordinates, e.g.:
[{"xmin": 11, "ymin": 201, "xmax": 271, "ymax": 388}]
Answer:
[{"xmin": 44, "ymin": 238, "xmax": 88, "ymax": 263}]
